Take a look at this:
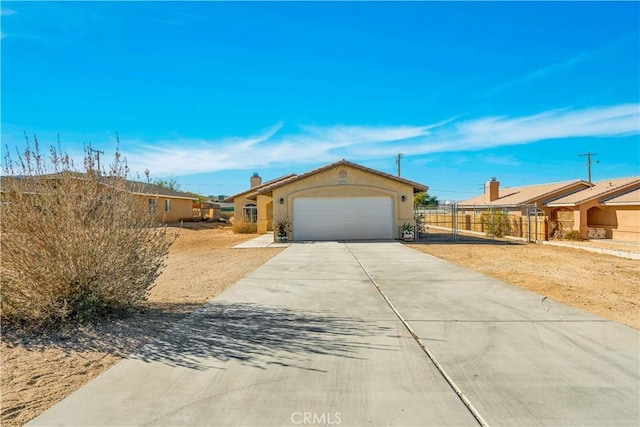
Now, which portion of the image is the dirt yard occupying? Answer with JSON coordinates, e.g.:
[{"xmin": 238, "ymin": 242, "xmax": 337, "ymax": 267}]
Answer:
[
  {"xmin": 408, "ymin": 241, "xmax": 639, "ymax": 329},
  {"xmin": 1, "ymin": 224, "xmax": 284, "ymax": 427},
  {"xmin": 2, "ymin": 229, "xmax": 638, "ymax": 426}
]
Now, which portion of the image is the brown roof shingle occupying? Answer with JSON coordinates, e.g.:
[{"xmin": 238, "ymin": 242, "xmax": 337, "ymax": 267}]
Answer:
[
  {"xmin": 459, "ymin": 180, "xmax": 590, "ymax": 206},
  {"xmin": 601, "ymin": 188, "xmax": 640, "ymax": 205},
  {"xmin": 547, "ymin": 177, "xmax": 640, "ymax": 206},
  {"xmin": 257, "ymin": 159, "xmax": 428, "ymax": 195}
]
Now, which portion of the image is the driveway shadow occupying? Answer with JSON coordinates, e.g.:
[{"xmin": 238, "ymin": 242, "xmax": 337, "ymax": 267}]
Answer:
[{"xmin": 131, "ymin": 302, "xmax": 396, "ymax": 371}]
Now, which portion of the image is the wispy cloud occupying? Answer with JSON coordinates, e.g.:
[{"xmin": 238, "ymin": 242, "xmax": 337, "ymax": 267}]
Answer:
[
  {"xmin": 1, "ymin": 7, "xmax": 17, "ymax": 39},
  {"xmin": 484, "ymin": 33, "xmax": 639, "ymax": 98},
  {"xmin": 119, "ymin": 104, "xmax": 638, "ymax": 176},
  {"xmin": 0, "ymin": 8, "xmax": 17, "ymax": 16}
]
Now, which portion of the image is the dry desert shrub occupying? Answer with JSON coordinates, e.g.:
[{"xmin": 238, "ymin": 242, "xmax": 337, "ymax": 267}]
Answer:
[
  {"xmin": 1, "ymin": 136, "xmax": 175, "ymax": 328},
  {"xmin": 231, "ymin": 222, "xmax": 257, "ymax": 234}
]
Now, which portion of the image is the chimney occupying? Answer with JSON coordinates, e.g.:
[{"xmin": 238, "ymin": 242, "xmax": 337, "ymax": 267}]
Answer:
[
  {"xmin": 250, "ymin": 172, "xmax": 262, "ymax": 188},
  {"xmin": 485, "ymin": 177, "xmax": 499, "ymax": 202}
]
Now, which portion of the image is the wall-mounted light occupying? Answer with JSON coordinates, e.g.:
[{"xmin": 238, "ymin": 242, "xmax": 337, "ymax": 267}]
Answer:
[
  {"xmin": 279, "ymin": 198, "xmax": 284, "ymax": 204},
  {"xmin": 401, "ymin": 195, "xmax": 406, "ymax": 202}
]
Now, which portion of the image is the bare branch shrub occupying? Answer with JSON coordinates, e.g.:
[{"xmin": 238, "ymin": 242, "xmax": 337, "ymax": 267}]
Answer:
[{"xmin": 1, "ymin": 136, "xmax": 175, "ymax": 328}]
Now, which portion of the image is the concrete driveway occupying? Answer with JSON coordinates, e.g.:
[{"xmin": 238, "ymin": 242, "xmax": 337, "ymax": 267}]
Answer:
[{"xmin": 29, "ymin": 242, "xmax": 639, "ymax": 426}]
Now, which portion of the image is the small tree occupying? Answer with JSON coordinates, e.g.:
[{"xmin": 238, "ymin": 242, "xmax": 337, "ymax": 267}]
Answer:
[
  {"xmin": 154, "ymin": 177, "xmax": 181, "ymax": 192},
  {"xmin": 1, "ymin": 136, "xmax": 175, "ymax": 327},
  {"xmin": 414, "ymin": 191, "xmax": 438, "ymax": 206}
]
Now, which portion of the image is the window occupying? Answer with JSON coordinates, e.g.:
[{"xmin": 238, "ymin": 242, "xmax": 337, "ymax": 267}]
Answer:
[
  {"xmin": 148, "ymin": 198, "xmax": 157, "ymax": 214},
  {"xmin": 243, "ymin": 203, "xmax": 257, "ymax": 223},
  {"xmin": 165, "ymin": 199, "xmax": 171, "ymax": 212}
]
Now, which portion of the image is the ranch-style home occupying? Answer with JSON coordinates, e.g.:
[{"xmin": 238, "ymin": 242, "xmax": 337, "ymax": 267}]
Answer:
[
  {"xmin": 1, "ymin": 173, "xmax": 197, "ymax": 224},
  {"xmin": 125, "ymin": 180, "xmax": 196, "ymax": 223},
  {"xmin": 460, "ymin": 176, "xmax": 640, "ymax": 242},
  {"xmin": 226, "ymin": 160, "xmax": 428, "ymax": 241}
]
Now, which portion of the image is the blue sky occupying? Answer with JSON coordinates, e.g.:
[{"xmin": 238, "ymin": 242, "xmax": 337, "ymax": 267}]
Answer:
[{"xmin": 2, "ymin": 1, "xmax": 639, "ymax": 201}]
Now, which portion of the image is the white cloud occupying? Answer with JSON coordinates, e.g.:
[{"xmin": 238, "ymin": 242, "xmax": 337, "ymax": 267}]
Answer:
[{"xmin": 116, "ymin": 104, "xmax": 639, "ymax": 176}]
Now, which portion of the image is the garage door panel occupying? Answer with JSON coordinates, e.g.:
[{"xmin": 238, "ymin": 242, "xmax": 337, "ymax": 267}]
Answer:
[{"xmin": 293, "ymin": 197, "xmax": 393, "ymax": 241}]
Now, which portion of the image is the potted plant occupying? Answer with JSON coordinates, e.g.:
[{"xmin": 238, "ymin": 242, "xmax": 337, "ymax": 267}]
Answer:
[
  {"xmin": 274, "ymin": 219, "xmax": 290, "ymax": 243},
  {"xmin": 402, "ymin": 222, "xmax": 414, "ymax": 241}
]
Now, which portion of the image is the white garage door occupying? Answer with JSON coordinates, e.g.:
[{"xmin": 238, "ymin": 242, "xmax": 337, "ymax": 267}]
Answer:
[{"xmin": 293, "ymin": 197, "xmax": 393, "ymax": 241}]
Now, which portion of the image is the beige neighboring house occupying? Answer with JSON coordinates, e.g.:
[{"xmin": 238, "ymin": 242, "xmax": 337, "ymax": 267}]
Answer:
[
  {"xmin": 460, "ymin": 176, "xmax": 640, "ymax": 242},
  {"xmin": 126, "ymin": 181, "xmax": 197, "ymax": 223},
  {"xmin": 546, "ymin": 177, "xmax": 640, "ymax": 241},
  {"xmin": 1, "ymin": 173, "xmax": 196, "ymax": 223},
  {"xmin": 226, "ymin": 160, "xmax": 427, "ymax": 241},
  {"xmin": 460, "ymin": 178, "xmax": 592, "ymax": 217}
]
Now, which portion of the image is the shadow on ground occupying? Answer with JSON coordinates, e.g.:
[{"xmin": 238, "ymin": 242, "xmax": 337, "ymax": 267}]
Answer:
[
  {"xmin": 413, "ymin": 232, "xmax": 524, "ymax": 245},
  {"xmin": 132, "ymin": 302, "xmax": 396, "ymax": 371},
  {"xmin": 2, "ymin": 302, "xmax": 203, "ymax": 358}
]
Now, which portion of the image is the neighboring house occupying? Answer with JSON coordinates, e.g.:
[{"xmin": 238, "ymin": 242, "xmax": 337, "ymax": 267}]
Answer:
[
  {"xmin": 459, "ymin": 178, "xmax": 592, "ymax": 217},
  {"xmin": 1, "ymin": 173, "xmax": 196, "ymax": 223},
  {"xmin": 126, "ymin": 181, "xmax": 197, "ymax": 223},
  {"xmin": 460, "ymin": 177, "xmax": 640, "ymax": 242},
  {"xmin": 226, "ymin": 160, "xmax": 428, "ymax": 241},
  {"xmin": 192, "ymin": 201, "xmax": 217, "ymax": 220},
  {"xmin": 546, "ymin": 177, "xmax": 640, "ymax": 241}
]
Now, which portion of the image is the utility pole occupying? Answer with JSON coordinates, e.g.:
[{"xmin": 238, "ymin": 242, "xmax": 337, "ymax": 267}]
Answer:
[
  {"xmin": 578, "ymin": 152, "xmax": 599, "ymax": 183},
  {"xmin": 89, "ymin": 147, "xmax": 105, "ymax": 173},
  {"xmin": 396, "ymin": 153, "xmax": 403, "ymax": 177}
]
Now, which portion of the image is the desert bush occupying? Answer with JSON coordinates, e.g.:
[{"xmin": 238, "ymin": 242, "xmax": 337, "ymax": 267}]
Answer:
[
  {"xmin": 562, "ymin": 230, "xmax": 583, "ymax": 240},
  {"xmin": 232, "ymin": 222, "xmax": 257, "ymax": 234},
  {"xmin": 1, "ymin": 136, "xmax": 175, "ymax": 327},
  {"xmin": 480, "ymin": 210, "xmax": 512, "ymax": 238}
]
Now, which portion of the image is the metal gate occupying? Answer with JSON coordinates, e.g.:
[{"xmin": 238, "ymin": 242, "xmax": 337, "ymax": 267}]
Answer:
[
  {"xmin": 415, "ymin": 204, "xmax": 547, "ymax": 242},
  {"xmin": 415, "ymin": 204, "xmax": 459, "ymax": 241}
]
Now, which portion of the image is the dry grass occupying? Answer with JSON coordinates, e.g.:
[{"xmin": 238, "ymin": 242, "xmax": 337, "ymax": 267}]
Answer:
[{"xmin": 232, "ymin": 222, "xmax": 257, "ymax": 234}]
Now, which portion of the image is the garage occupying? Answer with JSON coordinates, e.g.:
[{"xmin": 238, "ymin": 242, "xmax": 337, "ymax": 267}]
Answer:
[
  {"xmin": 293, "ymin": 196, "xmax": 393, "ymax": 241},
  {"xmin": 227, "ymin": 160, "xmax": 427, "ymax": 241}
]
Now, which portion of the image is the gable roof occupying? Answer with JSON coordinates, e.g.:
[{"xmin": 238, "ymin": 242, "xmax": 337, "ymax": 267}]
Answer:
[
  {"xmin": 547, "ymin": 177, "xmax": 640, "ymax": 207},
  {"xmin": 224, "ymin": 174, "xmax": 297, "ymax": 202},
  {"xmin": 257, "ymin": 159, "xmax": 428, "ymax": 195},
  {"xmin": 459, "ymin": 179, "xmax": 590, "ymax": 206}
]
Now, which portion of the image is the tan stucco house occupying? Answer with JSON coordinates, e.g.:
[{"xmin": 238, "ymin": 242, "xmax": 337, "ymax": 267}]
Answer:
[
  {"xmin": 460, "ymin": 178, "xmax": 592, "ymax": 218},
  {"xmin": 1, "ymin": 173, "xmax": 197, "ymax": 224},
  {"xmin": 226, "ymin": 160, "xmax": 427, "ymax": 241},
  {"xmin": 546, "ymin": 177, "xmax": 640, "ymax": 241},
  {"xmin": 127, "ymin": 181, "xmax": 196, "ymax": 223},
  {"xmin": 461, "ymin": 176, "xmax": 640, "ymax": 242}
]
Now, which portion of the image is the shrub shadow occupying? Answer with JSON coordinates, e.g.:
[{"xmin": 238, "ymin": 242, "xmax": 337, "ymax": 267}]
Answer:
[
  {"xmin": 131, "ymin": 302, "xmax": 396, "ymax": 371},
  {"xmin": 2, "ymin": 302, "xmax": 203, "ymax": 358}
]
